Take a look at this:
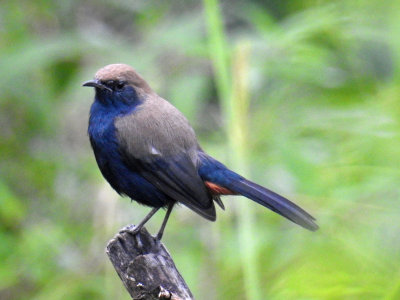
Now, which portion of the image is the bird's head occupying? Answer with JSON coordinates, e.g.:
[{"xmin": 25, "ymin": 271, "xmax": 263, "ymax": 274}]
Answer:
[{"xmin": 83, "ymin": 64, "xmax": 153, "ymax": 105}]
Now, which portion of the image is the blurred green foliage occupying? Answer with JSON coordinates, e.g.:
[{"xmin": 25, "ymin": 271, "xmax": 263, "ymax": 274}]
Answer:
[{"xmin": 1, "ymin": 0, "xmax": 400, "ymax": 299}]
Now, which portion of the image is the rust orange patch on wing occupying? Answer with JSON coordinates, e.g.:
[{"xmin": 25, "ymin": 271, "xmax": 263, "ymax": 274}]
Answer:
[{"xmin": 205, "ymin": 181, "xmax": 236, "ymax": 195}]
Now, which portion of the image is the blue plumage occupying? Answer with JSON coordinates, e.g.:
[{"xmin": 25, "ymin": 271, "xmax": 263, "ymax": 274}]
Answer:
[
  {"xmin": 198, "ymin": 152, "xmax": 317, "ymax": 230},
  {"xmin": 198, "ymin": 151, "xmax": 243, "ymax": 184},
  {"xmin": 84, "ymin": 64, "xmax": 318, "ymax": 239},
  {"xmin": 88, "ymin": 87, "xmax": 168, "ymax": 208}
]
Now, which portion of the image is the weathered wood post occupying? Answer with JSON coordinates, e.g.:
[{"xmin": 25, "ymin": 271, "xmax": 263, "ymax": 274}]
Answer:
[{"xmin": 106, "ymin": 225, "xmax": 194, "ymax": 300}]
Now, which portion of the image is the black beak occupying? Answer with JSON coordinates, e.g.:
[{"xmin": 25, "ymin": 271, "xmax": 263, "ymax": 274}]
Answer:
[{"xmin": 82, "ymin": 79, "xmax": 112, "ymax": 92}]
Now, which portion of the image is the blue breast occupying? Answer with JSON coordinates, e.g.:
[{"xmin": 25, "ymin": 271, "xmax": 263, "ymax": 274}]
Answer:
[{"xmin": 88, "ymin": 98, "xmax": 168, "ymax": 207}]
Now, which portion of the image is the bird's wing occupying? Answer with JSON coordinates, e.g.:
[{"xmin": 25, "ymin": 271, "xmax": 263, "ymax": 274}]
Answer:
[
  {"xmin": 122, "ymin": 153, "xmax": 216, "ymax": 221},
  {"xmin": 114, "ymin": 99, "xmax": 216, "ymax": 221}
]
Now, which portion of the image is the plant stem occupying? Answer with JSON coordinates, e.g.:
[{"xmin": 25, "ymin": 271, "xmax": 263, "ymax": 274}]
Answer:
[
  {"xmin": 231, "ymin": 42, "xmax": 262, "ymax": 300},
  {"xmin": 203, "ymin": 0, "xmax": 261, "ymax": 298}
]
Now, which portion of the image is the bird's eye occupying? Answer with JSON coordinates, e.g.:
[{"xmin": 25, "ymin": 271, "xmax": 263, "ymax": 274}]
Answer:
[
  {"xmin": 104, "ymin": 80, "xmax": 125, "ymax": 91},
  {"xmin": 104, "ymin": 80, "xmax": 114, "ymax": 88},
  {"xmin": 116, "ymin": 81, "xmax": 125, "ymax": 90}
]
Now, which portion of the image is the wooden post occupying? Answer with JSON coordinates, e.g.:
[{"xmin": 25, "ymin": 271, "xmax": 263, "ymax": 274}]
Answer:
[{"xmin": 106, "ymin": 225, "xmax": 194, "ymax": 300}]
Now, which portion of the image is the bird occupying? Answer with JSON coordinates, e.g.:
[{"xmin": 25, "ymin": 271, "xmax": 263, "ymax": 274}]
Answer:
[{"xmin": 83, "ymin": 63, "xmax": 318, "ymax": 240}]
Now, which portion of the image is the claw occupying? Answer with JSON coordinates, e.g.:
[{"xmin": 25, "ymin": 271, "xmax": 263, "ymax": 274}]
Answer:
[{"xmin": 119, "ymin": 225, "xmax": 140, "ymax": 235}]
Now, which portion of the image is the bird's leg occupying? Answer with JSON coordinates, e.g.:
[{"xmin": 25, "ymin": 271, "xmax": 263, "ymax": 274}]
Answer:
[
  {"xmin": 156, "ymin": 203, "xmax": 174, "ymax": 241},
  {"xmin": 120, "ymin": 206, "xmax": 160, "ymax": 235}
]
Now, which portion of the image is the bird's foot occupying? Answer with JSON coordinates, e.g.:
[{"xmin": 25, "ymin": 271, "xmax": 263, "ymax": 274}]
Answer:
[
  {"xmin": 119, "ymin": 226, "xmax": 162, "ymax": 243},
  {"xmin": 119, "ymin": 224, "xmax": 141, "ymax": 235},
  {"xmin": 155, "ymin": 231, "xmax": 163, "ymax": 241}
]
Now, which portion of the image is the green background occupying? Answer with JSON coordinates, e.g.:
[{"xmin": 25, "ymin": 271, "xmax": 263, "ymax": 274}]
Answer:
[{"xmin": 1, "ymin": 0, "xmax": 399, "ymax": 299}]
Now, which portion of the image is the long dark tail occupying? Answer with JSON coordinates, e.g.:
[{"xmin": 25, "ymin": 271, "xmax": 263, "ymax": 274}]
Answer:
[
  {"xmin": 227, "ymin": 178, "xmax": 318, "ymax": 231},
  {"xmin": 198, "ymin": 152, "xmax": 318, "ymax": 231}
]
